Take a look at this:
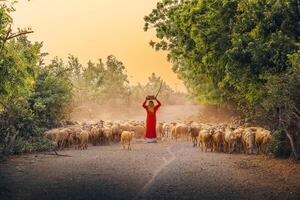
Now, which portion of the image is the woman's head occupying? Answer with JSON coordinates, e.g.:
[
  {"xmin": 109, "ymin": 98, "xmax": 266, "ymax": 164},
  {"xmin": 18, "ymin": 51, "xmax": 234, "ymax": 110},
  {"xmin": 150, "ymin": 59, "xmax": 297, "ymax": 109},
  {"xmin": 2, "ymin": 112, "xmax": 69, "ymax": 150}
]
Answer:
[{"xmin": 148, "ymin": 100, "xmax": 154, "ymax": 108}]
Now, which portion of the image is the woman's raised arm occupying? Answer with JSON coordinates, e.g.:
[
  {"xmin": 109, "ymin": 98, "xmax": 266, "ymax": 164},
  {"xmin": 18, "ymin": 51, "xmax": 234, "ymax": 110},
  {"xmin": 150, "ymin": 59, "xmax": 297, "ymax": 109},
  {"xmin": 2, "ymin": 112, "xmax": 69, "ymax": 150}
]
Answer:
[
  {"xmin": 142, "ymin": 99, "xmax": 147, "ymax": 109},
  {"xmin": 155, "ymin": 98, "xmax": 161, "ymax": 109}
]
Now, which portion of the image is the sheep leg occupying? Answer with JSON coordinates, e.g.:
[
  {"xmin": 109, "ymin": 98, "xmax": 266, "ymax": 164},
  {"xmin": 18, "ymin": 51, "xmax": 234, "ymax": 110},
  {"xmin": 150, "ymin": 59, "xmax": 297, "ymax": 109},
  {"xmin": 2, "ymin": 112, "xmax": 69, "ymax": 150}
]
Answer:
[
  {"xmin": 257, "ymin": 145, "xmax": 260, "ymax": 154},
  {"xmin": 122, "ymin": 140, "xmax": 125, "ymax": 149}
]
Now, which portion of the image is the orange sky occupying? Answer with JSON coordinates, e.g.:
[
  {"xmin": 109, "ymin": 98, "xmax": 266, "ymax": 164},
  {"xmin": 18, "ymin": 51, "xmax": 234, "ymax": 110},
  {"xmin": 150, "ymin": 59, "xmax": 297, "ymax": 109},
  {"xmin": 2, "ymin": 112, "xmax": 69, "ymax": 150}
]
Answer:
[{"xmin": 12, "ymin": 0, "xmax": 186, "ymax": 92}]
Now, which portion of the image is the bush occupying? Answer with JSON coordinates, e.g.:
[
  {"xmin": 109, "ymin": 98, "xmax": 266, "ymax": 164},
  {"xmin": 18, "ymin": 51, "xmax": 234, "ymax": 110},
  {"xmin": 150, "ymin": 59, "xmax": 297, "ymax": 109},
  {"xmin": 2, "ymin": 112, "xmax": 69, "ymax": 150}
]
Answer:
[
  {"xmin": 9, "ymin": 137, "xmax": 55, "ymax": 155},
  {"xmin": 267, "ymin": 129, "xmax": 291, "ymax": 157},
  {"xmin": 30, "ymin": 67, "xmax": 73, "ymax": 129}
]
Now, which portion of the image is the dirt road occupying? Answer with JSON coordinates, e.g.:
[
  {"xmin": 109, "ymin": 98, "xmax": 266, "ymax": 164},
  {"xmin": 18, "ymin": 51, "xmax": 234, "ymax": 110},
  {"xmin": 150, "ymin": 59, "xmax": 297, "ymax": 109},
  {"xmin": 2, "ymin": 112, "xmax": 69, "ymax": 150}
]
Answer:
[{"xmin": 1, "ymin": 140, "xmax": 300, "ymax": 200}]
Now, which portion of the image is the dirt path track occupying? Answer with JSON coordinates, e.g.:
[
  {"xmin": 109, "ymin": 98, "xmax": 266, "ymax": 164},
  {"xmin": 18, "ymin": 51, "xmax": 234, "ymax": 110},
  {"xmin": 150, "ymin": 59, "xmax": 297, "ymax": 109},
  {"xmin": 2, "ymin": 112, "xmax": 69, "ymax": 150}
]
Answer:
[{"xmin": 1, "ymin": 141, "xmax": 300, "ymax": 200}]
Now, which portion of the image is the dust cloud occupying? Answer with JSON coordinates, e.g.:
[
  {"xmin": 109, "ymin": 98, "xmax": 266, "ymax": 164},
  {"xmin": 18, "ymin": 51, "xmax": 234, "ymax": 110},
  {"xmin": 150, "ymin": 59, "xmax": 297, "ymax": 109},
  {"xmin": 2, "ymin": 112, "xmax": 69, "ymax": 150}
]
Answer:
[{"xmin": 70, "ymin": 99, "xmax": 236, "ymax": 124}]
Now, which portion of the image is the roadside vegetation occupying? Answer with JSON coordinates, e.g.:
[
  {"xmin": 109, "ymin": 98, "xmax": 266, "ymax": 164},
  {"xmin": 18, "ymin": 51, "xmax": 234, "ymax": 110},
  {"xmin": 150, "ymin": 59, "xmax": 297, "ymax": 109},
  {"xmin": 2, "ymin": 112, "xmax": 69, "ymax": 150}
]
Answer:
[
  {"xmin": 144, "ymin": 0, "xmax": 300, "ymax": 159},
  {"xmin": 0, "ymin": 1, "xmax": 184, "ymax": 157}
]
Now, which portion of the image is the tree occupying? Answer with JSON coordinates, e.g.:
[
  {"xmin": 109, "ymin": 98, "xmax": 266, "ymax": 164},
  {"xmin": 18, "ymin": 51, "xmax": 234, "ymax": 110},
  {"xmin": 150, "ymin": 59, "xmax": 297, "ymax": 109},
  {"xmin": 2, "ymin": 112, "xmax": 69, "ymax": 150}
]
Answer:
[
  {"xmin": 144, "ymin": 0, "xmax": 300, "ymax": 158},
  {"xmin": 0, "ymin": 2, "xmax": 73, "ymax": 155},
  {"xmin": 30, "ymin": 59, "xmax": 73, "ymax": 129},
  {"xmin": 144, "ymin": 73, "xmax": 173, "ymax": 102},
  {"xmin": 145, "ymin": 0, "xmax": 299, "ymax": 106},
  {"xmin": 68, "ymin": 54, "xmax": 83, "ymax": 80},
  {"xmin": 262, "ymin": 51, "xmax": 300, "ymax": 159}
]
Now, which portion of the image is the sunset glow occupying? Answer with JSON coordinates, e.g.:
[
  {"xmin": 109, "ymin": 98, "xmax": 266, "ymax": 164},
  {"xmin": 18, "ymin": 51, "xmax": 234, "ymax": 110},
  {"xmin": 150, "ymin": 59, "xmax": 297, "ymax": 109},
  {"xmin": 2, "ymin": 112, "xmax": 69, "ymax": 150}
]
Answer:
[{"xmin": 12, "ymin": 0, "xmax": 186, "ymax": 91}]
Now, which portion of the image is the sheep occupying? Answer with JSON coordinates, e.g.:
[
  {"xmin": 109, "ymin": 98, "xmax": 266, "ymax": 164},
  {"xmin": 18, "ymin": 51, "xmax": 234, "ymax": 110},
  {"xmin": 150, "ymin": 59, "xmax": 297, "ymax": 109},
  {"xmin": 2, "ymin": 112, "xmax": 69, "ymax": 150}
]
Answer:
[
  {"xmin": 156, "ymin": 122, "xmax": 164, "ymax": 139},
  {"xmin": 189, "ymin": 127, "xmax": 200, "ymax": 147},
  {"xmin": 212, "ymin": 127, "xmax": 224, "ymax": 152},
  {"xmin": 44, "ymin": 129, "xmax": 59, "ymax": 141},
  {"xmin": 170, "ymin": 123, "xmax": 177, "ymax": 140},
  {"xmin": 232, "ymin": 127, "xmax": 245, "ymax": 153},
  {"xmin": 224, "ymin": 127, "xmax": 238, "ymax": 154},
  {"xmin": 111, "ymin": 123, "xmax": 122, "ymax": 142},
  {"xmin": 198, "ymin": 128, "xmax": 213, "ymax": 152},
  {"xmin": 162, "ymin": 123, "xmax": 171, "ymax": 138},
  {"xmin": 254, "ymin": 127, "xmax": 271, "ymax": 154},
  {"xmin": 103, "ymin": 126, "xmax": 113, "ymax": 144},
  {"xmin": 121, "ymin": 130, "xmax": 134, "ymax": 150},
  {"xmin": 120, "ymin": 123, "xmax": 131, "ymax": 132},
  {"xmin": 66, "ymin": 126, "xmax": 82, "ymax": 147},
  {"xmin": 89, "ymin": 126, "xmax": 103, "ymax": 145},
  {"xmin": 104, "ymin": 121, "xmax": 113, "ymax": 127},
  {"xmin": 79, "ymin": 130, "xmax": 89, "ymax": 150},
  {"xmin": 55, "ymin": 128, "xmax": 72, "ymax": 150},
  {"xmin": 131, "ymin": 125, "xmax": 145, "ymax": 139},
  {"xmin": 70, "ymin": 131, "xmax": 81, "ymax": 150},
  {"xmin": 243, "ymin": 127, "xmax": 256, "ymax": 154},
  {"xmin": 175, "ymin": 123, "xmax": 189, "ymax": 141}
]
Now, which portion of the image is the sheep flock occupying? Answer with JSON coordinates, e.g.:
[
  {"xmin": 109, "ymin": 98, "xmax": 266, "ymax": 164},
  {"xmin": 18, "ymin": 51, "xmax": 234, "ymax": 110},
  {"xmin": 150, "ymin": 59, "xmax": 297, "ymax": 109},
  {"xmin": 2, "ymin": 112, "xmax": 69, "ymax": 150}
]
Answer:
[{"xmin": 44, "ymin": 119, "xmax": 272, "ymax": 154}]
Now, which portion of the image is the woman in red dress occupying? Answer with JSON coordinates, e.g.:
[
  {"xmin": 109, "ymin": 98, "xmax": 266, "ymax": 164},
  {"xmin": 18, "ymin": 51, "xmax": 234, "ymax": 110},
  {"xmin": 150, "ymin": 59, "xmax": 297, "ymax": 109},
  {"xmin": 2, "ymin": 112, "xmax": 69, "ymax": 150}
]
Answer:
[{"xmin": 142, "ymin": 97, "xmax": 161, "ymax": 143}]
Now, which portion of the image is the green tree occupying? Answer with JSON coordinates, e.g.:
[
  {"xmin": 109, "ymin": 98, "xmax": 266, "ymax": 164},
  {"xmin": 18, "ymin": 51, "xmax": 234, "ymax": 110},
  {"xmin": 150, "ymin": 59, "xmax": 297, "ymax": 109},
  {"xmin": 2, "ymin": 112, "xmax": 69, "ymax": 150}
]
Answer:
[
  {"xmin": 30, "ymin": 59, "xmax": 73, "ymax": 129},
  {"xmin": 0, "ymin": 1, "xmax": 73, "ymax": 155},
  {"xmin": 145, "ymin": 0, "xmax": 300, "ymax": 158},
  {"xmin": 262, "ymin": 51, "xmax": 300, "ymax": 159},
  {"xmin": 144, "ymin": 73, "xmax": 173, "ymax": 102}
]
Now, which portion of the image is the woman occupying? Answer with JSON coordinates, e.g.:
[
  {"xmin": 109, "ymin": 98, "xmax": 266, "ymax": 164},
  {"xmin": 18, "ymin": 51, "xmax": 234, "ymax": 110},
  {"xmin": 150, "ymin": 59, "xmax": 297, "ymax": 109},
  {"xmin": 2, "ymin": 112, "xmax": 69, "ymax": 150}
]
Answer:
[{"xmin": 142, "ymin": 97, "xmax": 161, "ymax": 143}]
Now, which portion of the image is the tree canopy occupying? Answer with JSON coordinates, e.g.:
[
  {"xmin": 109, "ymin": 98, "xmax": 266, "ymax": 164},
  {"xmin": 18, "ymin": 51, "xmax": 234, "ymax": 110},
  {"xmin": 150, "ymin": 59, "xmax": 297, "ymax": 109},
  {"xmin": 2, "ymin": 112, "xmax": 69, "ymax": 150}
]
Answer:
[{"xmin": 145, "ymin": 0, "xmax": 300, "ymax": 158}]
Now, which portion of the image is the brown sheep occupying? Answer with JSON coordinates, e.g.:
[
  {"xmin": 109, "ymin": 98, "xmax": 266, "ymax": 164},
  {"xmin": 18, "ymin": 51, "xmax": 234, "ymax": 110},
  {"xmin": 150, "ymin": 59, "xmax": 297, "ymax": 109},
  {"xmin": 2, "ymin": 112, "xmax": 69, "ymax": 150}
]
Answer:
[
  {"xmin": 120, "ymin": 123, "xmax": 131, "ymax": 132},
  {"xmin": 79, "ymin": 130, "xmax": 89, "ymax": 150},
  {"xmin": 89, "ymin": 126, "xmax": 103, "ymax": 145},
  {"xmin": 175, "ymin": 124, "xmax": 189, "ymax": 141},
  {"xmin": 224, "ymin": 127, "xmax": 237, "ymax": 154},
  {"xmin": 103, "ymin": 127, "xmax": 113, "ymax": 144},
  {"xmin": 121, "ymin": 131, "xmax": 134, "ymax": 150},
  {"xmin": 44, "ymin": 129, "xmax": 59, "ymax": 141},
  {"xmin": 111, "ymin": 123, "xmax": 122, "ymax": 142},
  {"xmin": 198, "ymin": 129, "xmax": 213, "ymax": 152},
  {"xmin": 66, "ymin": 126, "xmax": 82, "ymax": 147},
  {"xmin": 233, "ymin": 127, "xmax": 245, "ymax": 153},
  {"xmin": 156, "ymin": 122, "xmax": 164, "ymax": 139},
  {"xmin": 189, "ymin": 127, "xmax": 200, "ymax": 147},
  {"xmin": 243, "ymin": 127, "xmax": 256, "ymax": 154},
  {"xmin": 131, "ymin": 125, "xmax": 145, "ymax": 139},
  {"xmin": 162, "ymin": 123, "xmax": 171, "ymax": 138},
  {"xmin": 55, "ymin": 128, "xmax": 72, "ymax": 150},
  {"xmin": 255, "ymin": 128, "xmax": 271, "ymax": 154},
  {"xmin": 170, "ymin": 123, "xmax": 177, "ymax": 140},
  {"xmin": 212, "ymin": 128, "xmax": 224, "ymax": 152}
]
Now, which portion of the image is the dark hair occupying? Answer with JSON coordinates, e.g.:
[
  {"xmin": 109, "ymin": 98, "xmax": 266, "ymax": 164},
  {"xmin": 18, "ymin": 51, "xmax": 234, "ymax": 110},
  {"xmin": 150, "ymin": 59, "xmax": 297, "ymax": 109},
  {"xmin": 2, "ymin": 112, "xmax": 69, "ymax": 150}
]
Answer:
[{"xmin": 149, "ymin": 100, "xmax": 154, "ymax": 104}]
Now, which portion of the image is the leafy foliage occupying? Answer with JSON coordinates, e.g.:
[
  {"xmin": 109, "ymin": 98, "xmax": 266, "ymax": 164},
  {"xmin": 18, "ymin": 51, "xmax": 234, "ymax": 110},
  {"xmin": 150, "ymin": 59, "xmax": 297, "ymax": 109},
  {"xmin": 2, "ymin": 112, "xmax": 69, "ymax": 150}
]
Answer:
[
  {"xmin": 267, "ymin": 129, "xmax": 291, "ymax": 157},
  {"xmin": 0, "ymin": 2, "xmax": 73, "ymax": 155},
  {"xmin": 30, "ymin": 62, "xmax": 73, "ymax": 129},
  {"xmin": 145, "ymin": 0, "xmax": 300, "ymax": 158},
  {"xmin": 70, "ymin": 54, "xmax": 185, "ymax": 110}
]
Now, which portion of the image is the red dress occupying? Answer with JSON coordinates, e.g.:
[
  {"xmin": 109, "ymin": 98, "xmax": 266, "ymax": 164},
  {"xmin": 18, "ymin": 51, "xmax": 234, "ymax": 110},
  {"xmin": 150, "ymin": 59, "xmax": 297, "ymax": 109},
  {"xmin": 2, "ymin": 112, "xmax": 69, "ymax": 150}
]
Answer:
[{"xmin": 142, "ymin": 99, "xmax": 161, "ymax": 139}]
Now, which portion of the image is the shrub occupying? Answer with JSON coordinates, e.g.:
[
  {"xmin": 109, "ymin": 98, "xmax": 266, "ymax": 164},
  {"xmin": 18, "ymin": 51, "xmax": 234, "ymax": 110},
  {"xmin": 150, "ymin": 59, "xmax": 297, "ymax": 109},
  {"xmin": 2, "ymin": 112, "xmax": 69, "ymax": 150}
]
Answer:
[
  {"xmin": 9, "ymin": 137, "xmax": 55, "ymax": 155},
  {"xmin": 267, "ymin": 129, "xmax": 291, "ymax": 157}
]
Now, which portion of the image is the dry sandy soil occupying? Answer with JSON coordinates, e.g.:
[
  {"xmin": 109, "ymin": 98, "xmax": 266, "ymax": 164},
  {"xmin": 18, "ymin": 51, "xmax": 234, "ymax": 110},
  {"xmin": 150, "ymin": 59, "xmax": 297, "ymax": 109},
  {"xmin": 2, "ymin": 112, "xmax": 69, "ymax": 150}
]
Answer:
[{"xmin": 1, "ymin": 140, "xmax": 300, "ymax": 200}]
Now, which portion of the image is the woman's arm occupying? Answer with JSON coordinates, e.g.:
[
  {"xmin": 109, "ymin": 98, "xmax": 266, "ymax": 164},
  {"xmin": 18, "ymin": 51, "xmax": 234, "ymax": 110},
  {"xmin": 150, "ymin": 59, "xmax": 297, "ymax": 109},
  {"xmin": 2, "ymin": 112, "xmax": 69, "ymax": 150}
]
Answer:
[
  {"xmin": 155, "ymin": 98, "xmax": 161, "ymax": 109},
  {"xmin": 142, "ymin": 99, "xmax": 147, "ymax": 109}
]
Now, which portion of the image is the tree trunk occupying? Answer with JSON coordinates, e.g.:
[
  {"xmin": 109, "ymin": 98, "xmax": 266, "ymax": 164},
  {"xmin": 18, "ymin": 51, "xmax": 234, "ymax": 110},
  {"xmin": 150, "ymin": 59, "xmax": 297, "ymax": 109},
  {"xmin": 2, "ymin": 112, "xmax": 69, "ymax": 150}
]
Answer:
[
  {"xmin": 285, "ymin": 131, "xmax": 300, "ymax": 160},
  {"xmin": 2, "ymin": 131, "xmax": 19, "ymax": 155}
]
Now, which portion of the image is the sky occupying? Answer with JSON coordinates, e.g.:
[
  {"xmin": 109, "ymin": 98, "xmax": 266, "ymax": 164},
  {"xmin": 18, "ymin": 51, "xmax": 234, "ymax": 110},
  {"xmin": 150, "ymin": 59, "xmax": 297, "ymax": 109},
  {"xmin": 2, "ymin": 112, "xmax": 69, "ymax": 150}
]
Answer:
[{"xmin": 11, "ymin": 0, "xmax": 186, "ymax": 92}]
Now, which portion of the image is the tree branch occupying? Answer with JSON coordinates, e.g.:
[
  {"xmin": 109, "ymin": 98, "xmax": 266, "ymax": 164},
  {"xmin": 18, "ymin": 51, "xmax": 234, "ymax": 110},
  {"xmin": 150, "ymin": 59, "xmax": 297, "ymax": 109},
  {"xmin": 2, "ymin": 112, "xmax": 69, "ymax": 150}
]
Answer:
[
  {"xmin": 6, "ymin": 30, "xmax": 34, "ymax": 40},
  {"xmin": 285, "ymin": 130, "xmax": 300, "ymax": 161}
]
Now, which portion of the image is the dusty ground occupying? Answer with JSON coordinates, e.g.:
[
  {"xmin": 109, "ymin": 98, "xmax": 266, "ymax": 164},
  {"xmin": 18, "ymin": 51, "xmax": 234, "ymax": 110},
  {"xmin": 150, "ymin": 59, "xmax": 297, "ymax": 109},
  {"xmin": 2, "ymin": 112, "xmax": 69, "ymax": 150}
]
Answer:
[{"xmin": 1, "ymin": 140, "xmax": 300, "ymax": 200}]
